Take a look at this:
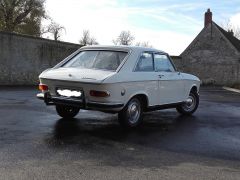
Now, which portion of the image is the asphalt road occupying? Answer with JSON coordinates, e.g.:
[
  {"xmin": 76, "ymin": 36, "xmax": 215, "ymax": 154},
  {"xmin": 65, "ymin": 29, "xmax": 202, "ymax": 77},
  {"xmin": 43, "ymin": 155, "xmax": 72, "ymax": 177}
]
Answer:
[{"xmin": 0, "ymin": 87, "xmax": 240, "ymax": 180}]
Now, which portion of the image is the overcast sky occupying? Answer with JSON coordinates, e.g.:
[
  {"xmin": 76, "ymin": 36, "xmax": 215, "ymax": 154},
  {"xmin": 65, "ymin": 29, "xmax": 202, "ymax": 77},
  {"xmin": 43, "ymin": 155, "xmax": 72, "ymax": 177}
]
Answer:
[{"xmin": 43, "ymin": 0, "xmax": 240, "ymax": 55}]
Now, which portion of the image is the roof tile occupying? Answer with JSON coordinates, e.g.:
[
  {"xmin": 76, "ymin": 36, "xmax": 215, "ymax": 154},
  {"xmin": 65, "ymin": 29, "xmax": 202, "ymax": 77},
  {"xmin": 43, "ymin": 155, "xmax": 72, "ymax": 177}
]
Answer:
[{"xmin": 214, "ymin": 22, "xmax": 240, "ymax": 52}]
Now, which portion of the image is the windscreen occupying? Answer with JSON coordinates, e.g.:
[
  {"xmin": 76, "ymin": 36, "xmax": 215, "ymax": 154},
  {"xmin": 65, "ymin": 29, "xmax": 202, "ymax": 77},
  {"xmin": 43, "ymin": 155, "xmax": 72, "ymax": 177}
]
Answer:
[{"xmin": 63, "ymin": 50, "xmax": 128, "ymax": 71}]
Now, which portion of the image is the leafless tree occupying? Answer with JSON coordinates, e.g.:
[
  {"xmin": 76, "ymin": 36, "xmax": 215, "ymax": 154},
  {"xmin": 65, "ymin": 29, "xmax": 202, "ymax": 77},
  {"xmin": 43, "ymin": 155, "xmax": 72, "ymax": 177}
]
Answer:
[
  {"xmin": 44, "ymin": 21, "xmax": 65, "ymax": 40},
  {"xmin": 222, "ymin": 20, "xmax": 240, "ymax": 39},
  {"xmin": 0, "ymin": 0, "xmax": 46, "ymax": 36},
  {"xmin": 79, "ymin": 30, "xmax": 98, "ymax": 46},
  {"xmin": 135, "ymin": 41, "xmax": 152, "ymax": 48},
  {"xmin": 113, "ymin": 30, "xmax": 135, "ymax": 45}
]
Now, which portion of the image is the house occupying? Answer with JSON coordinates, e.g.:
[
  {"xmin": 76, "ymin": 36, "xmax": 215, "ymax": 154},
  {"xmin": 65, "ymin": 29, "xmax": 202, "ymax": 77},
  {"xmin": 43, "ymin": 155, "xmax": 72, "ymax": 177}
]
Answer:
[{"xmin": 178, "ymin": 9, "xmax": 240, "ymax": 85}]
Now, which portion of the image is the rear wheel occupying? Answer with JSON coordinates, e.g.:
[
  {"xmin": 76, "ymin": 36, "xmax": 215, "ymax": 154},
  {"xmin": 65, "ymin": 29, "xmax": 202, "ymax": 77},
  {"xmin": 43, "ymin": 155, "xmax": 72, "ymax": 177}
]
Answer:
[
  {"xmin": 56, "ymin": 105, "xmax": 80, "ymax": 118},
  {"xmin": 118, "ymin": 98, "xmax": 143, "ymax": 128},
  {"xmin": 176, "ymin": 91, "xmax": 199, "ymax": 115}
]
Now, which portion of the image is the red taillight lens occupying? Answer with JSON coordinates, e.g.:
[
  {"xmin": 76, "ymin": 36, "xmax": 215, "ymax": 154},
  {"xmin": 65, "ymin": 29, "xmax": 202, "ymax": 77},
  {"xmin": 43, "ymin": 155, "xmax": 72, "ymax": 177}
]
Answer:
[
  {"xmin": 39, "ymin": 84, "xmax": 48, "ymax": 91},
  {"xmin": 90, "ymin": 90, "xmax": 110, "ymax": 97}
]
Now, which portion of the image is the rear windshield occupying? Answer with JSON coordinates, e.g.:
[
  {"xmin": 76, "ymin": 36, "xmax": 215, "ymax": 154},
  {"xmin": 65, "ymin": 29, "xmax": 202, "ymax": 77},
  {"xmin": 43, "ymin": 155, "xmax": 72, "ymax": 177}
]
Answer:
[{"xmin": 63, "ymin": 50, "xmax": 128, "ymax": 71}]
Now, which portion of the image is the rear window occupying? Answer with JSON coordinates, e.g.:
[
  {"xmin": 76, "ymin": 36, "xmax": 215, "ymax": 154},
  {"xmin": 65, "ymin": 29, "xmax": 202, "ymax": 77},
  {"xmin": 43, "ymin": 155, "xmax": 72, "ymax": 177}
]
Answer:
[{"xmin": 63, "ymin": 50, "xmax": 128, "ymax": 71}]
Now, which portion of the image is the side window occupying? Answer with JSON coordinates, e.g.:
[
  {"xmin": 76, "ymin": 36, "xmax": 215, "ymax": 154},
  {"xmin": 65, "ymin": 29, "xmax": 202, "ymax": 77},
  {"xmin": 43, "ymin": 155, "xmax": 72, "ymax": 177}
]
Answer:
[
  {"xmin": 154, "ymin": 54, "xmax": 175, "ymax": 72},
  {"xmin": 135, "ymin": 52, "xmax": 154, "ymax": 71}
]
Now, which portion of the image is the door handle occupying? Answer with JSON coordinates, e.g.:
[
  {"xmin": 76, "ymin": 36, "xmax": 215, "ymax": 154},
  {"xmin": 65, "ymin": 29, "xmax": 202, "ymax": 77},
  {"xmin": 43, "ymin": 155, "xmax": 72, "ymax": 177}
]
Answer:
[{"xmin": 158, "ymin": 74, "xmax": 164, "ymax": 78}]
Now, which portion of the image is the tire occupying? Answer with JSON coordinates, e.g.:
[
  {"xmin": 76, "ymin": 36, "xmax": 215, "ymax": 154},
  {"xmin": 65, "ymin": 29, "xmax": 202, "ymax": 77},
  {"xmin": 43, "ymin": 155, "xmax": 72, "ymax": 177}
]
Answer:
[
  {"xmin": 118, "ymin": 97, "xmax": 143, "ymax": 128},
  {"xmin": 176, "ymin": 91, "xmax": 199, "ymax": 115},
  {"xmin": 55, "ymin": 105, "xmax": 80, "ymax": 118}
]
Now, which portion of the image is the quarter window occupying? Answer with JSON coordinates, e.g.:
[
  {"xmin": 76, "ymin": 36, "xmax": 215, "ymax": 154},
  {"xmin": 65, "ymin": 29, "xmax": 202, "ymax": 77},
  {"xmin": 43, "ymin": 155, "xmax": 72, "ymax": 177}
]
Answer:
[
  {"xmin": 135, "ymin": 52, "xmax": 154, "ymax": 71},
  {"xmin": 154, "ymin": 54, "xmax": 175, "ymax": 72}
]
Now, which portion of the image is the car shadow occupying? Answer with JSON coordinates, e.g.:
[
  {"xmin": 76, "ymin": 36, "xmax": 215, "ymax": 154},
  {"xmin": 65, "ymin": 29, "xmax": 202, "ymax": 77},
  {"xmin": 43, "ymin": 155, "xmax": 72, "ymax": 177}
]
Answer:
[
  {"xmin": 46, "ymin": 111, "xmax": 198, "ymax": 152},
  {"xmin": 50, "ymin": 112, "xmax": 185, "ymax": 137},
  {"xmin": 44, "ymin": 111, "xmax": 240, "ymax": 169}
]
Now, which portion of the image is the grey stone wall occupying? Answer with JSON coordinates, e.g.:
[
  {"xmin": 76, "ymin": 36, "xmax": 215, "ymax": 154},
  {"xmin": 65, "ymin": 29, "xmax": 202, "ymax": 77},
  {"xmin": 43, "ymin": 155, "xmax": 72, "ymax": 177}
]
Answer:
[
  {"xmin": 170, "ymin": 56, "xmax": 183, "ymax": 71},
  {"xmin": 0, "ymin": 32, "xmax": 81, "ymax": 85},
  {"xmin": 1, "ymin": 28, "xmax": 240, "ymax": 86},
  {"xmin": 180, "ymin": 24, "xmax": 240, "ymax": 85}
]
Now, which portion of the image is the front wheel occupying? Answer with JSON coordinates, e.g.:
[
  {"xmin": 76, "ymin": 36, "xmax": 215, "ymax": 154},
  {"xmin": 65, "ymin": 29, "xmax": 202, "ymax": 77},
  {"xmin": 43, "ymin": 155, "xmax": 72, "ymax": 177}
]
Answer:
[
  {"xmin": 176, "ymin": 91, "xmax": 199, "ymax": 115},
  {"xmin": 56, "ymin": 105, "xmax": 80, "ymax": 118},
  {"xmin": 118, "ymin": 98, "xmax": 143, "ymax": 128}
]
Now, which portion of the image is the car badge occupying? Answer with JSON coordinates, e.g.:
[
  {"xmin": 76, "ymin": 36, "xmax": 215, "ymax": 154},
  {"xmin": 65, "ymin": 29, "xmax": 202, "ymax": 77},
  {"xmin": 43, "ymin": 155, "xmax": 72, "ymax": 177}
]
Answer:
[{"xmin": 68, "ymin": 74, "xmax": 72, "ymax": 77}]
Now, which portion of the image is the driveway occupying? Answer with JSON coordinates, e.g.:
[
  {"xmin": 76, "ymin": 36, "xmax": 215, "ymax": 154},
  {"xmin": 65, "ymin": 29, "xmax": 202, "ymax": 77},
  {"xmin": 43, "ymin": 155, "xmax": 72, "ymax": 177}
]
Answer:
[{"xmin": 0, "ymin": 87, "xmax": 240, "ymax": 179}]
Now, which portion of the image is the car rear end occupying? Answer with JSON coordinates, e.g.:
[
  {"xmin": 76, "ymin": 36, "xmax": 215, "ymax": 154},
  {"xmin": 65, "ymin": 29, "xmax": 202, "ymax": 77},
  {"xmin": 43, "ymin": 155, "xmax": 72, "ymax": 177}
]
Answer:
[
  {"xmin": 37, "ymin": 46, "xmax": 131, "ymax": 113},
  {"xmin": 38, "ymin": 78, "xmax": 126, "ymax": 112}
]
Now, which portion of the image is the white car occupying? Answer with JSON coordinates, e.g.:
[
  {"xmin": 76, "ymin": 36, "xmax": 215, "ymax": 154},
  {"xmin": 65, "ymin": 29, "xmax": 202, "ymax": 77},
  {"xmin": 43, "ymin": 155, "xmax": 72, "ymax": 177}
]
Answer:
[{"xmin": 37, "ymin": 46, "xmax": 200, "ymax": 128}]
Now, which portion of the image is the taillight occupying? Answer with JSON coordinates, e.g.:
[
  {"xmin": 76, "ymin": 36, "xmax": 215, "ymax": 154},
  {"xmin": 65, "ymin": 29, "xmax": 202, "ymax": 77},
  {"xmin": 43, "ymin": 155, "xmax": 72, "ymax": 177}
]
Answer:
[
  {"xmin": 90, "ymin": 90, "xmax": 110, "ymax": 97},
  {"xmin": 39, "ymin": 84, "xmax": 48, "ymax": 91}
]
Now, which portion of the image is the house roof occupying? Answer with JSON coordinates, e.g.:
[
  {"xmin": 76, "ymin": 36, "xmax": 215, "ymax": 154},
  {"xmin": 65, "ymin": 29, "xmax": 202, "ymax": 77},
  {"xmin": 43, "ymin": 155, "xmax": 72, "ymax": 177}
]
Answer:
[{"xmin": 213, "ymin": 22, "xmax": 240, "ymax": 52}]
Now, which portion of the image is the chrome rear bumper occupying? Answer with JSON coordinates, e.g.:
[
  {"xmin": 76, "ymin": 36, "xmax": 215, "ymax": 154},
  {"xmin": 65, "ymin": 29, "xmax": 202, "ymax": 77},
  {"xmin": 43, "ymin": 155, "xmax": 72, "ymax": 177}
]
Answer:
[{"xmin": 36, "ymin": 93, "xmax": 124, "ymax": 111}]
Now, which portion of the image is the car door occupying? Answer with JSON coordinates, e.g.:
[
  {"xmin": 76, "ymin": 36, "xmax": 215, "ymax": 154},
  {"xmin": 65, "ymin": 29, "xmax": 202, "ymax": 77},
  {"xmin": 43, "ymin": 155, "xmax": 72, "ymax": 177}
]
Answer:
[
  {"xmin": 154, "ymin": 53, "xmax": 185, "ymax": 105},
  {"xmin": 134, "ymin": 52, "xmax": 160, "ymax": 106}
]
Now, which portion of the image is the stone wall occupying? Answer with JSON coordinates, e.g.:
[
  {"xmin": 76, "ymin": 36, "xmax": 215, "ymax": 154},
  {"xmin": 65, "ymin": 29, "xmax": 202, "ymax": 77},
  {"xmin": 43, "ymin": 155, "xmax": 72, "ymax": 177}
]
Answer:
[
  {"xmin": 180, "ymin": 24, "xmax": 240, "ymax": 85},
  {"xmin": 170, "ymin": 56, "xmax": 183, "ymax": 71},
  {"xmin": 0, "ymin": 31, "xmax": 81, "ymax": 85},
  {"xmin": 1, "ymin": 28, "xmax": 240, "ymax": 86}
]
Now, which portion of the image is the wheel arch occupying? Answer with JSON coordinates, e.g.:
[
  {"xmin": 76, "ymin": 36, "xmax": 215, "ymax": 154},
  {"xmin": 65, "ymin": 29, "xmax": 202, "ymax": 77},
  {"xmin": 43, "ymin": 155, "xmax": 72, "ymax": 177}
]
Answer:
[
  {"xmin": 126, "ymin": 93, "xmax": 149, "ymax": 111},
  {"xmin": 191, "ymin": 85, "xmax": 198, "ymax": 92},
  {"xmin": 189, "ymin": 84, "xmax": 199, "ymax": 95}
]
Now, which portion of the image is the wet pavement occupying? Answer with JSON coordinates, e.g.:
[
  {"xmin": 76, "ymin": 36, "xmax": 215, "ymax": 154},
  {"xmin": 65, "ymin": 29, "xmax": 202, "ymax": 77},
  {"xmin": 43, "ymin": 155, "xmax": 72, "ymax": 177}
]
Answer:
[{"xmin": 0, "ymin": 86, "xmax": 240, "ymax": 179}]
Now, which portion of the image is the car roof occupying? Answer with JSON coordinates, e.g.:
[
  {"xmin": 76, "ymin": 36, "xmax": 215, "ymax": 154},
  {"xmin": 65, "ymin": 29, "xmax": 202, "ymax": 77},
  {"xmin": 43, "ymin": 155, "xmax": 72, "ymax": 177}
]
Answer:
[{"xmin": 79, "ymin": 45, "xmax": 167, "ymax": 54}]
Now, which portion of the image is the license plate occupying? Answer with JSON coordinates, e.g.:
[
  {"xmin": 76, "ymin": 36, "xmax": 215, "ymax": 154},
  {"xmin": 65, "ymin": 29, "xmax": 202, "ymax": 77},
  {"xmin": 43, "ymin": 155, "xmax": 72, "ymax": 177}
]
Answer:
[{"xmin": 56, "ymin": 88, "xmax": 82, "ymax": 98}]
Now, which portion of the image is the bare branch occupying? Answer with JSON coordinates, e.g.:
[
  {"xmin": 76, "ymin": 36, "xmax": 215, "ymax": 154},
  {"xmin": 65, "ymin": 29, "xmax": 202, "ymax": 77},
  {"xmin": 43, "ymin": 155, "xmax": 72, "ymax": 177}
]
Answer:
[
  {"xmin": 113, "ymin": 30, "xmax": 135, "ymax": 45},
  {"xmin": 221, "ymin": 20, "xmax": 240, "ymax": 39},
  {"xmin": 79, "ymin": 30, "xmax": 98, "ymax": 45},
  {"xmin": 135, "ymin": 41, "xmax": 152, "ymax": 48},
  {"xmin": 44, "ymin": 21, "xmax": 65, "ymax": 40},
  {"xmin": 14, "ymin": 0, "xmax": 34, "ymax": 25}
]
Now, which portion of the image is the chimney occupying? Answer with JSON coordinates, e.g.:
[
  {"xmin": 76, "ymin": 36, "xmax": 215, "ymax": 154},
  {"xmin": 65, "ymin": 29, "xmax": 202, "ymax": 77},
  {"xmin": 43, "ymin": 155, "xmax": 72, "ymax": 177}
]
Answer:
[
  {"xmin": 204, "ymin": 8, "xmax": 212, "ymax": 27},
  {"xmin": 228, "ymin": 29, "xmax": 234, "ymax": 36}
]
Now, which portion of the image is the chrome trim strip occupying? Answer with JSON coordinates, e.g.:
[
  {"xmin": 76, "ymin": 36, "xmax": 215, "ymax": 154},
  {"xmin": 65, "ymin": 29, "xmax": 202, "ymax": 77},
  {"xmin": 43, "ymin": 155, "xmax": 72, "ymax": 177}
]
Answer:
[
  {"xmin": 87, "ymin": 101, "xmax": 123, "ymax": 106},
  {"xmin": 87, "ymin": 101, "xmax": 124, "ymax": 108}
]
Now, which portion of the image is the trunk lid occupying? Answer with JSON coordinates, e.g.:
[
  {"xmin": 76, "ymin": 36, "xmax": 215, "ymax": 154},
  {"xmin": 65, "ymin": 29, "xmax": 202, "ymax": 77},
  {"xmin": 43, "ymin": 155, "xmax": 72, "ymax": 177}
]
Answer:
[{"xmin": 39, "ymin": 67, "xmax": 115, "ymax": 84}]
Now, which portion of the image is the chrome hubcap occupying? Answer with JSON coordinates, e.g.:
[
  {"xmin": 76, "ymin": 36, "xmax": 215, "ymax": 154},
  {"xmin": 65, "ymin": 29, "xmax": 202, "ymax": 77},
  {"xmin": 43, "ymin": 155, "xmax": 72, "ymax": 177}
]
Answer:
[
  {"xmin": 127, "ymin": 100, "xmax": 140, "ymax": 124},
  {"xmin": 183, "ymin": 95, "xmax": 196, "ymax": 112}
]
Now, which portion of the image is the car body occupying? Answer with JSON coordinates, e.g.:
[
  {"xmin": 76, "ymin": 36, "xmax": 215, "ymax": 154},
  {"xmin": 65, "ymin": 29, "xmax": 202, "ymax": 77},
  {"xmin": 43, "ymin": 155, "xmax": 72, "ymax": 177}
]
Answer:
[{"xmin": 37, "ymin": 45, "xmax": 200, "ymax": 128}]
